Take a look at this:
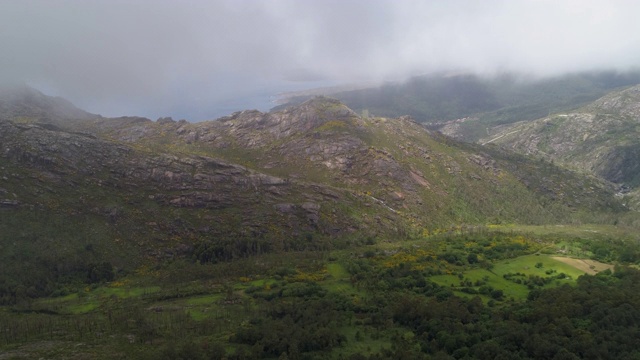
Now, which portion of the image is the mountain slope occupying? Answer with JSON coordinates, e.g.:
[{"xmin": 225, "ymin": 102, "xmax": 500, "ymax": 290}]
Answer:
[
  {"xmin": 483, "ymin": 85, "xmax": 640, "ymax": 189},
  {"xmin": 73, "ymin": 96, "xmax": 626, "ymax": 224},
  {"xmin": 0, "ymin": 84, "xmax": 97, "ymax": 125},
  {"xmin": 0, "ymin": 89, "xmax": 632, "ymax": 302}
]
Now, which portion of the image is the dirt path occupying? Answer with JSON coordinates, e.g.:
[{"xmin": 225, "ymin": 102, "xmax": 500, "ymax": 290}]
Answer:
[
  {"xmin": 482, "ymin": 129, "xmax": 521, "ymax": 145},
  {"xmin": 552, "ymin": 256, "xmax": 614, "ymax": 275}
]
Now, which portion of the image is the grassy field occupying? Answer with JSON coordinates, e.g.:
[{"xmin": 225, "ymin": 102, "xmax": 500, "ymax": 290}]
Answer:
[
  {"xmin": 32, "ymin": 285, "xmax": 162, "ymax": 314},
  {"xmin": 324, "ymin": 263, "xmax": 357, "ymax": 293},
  {"xmin": 431, "ymin": 254, "xmax": 599, "ymax": 301}
]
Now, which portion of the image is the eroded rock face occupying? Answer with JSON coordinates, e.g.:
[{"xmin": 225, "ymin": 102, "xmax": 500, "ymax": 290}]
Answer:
[
  {"xmin": 0, "ymin": 119, "xmax": 130, "ymax": 176},
  {"xmin": 468, "ymin": 154, "xmax": 500, "ymax": 175},
  {"xmin": 284, "ymin": 136, "xmax": 363, "ymax": 171},
  {"xmin": 0, "ymin": 109, "xmax": 390, "ymax": 251}
]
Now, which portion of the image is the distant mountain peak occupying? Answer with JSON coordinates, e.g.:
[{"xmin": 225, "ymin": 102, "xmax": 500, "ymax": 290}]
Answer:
[
  {"xmin": 279, "ymin": 95, "xmax": 358, "ymax": 123},
  {"xmin": 212, "ymin": 96, "xmax": 359, "ymax": 141},
  {"xmin": 0, "ymin": 84, "xmax": 97, "ymax": 123}
]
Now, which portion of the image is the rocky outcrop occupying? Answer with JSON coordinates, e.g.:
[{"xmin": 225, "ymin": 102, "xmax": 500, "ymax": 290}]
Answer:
[
  {"xmin": 149, "ymin": 97, "xmax": 360, "ymax": 150},
  {"xmin": 0, "ymin": 199, "xmax": 18, "ymax": 207}
]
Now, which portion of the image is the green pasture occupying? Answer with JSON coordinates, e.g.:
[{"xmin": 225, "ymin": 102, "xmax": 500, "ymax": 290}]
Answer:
[
  {"xmin": 495, "ymin": 255, "xmax": 584, "ymax": 279},
  {"xmin": 186, "ymin": 293, "xmax": 223, "ymax": 306},
  {"xmin": 431, "ymin": 254, "xmax": 589, "ymax": 301},
  {"xmin": 323, "ymin": 263, "xmax": 365, "ymax": 300},
  {"xmin": 34, "ymin": 285, "xmax": 162, "ymax": 314}
]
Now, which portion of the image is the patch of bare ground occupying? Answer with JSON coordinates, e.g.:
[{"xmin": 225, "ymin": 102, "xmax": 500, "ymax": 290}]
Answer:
[{"xmin": 552, "ymin": 257, "xmax": 614, "ymax": 275}]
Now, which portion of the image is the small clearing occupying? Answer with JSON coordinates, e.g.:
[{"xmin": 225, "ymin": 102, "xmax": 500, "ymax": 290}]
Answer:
[{"xmin": 552, "ymin": 257, "xmax": 613, "ymax": 275}]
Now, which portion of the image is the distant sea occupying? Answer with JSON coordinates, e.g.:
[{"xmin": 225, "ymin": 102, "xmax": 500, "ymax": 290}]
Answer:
[{"xmin": 188, "ymin": 80, "xmax": 341, "ymax": 122}]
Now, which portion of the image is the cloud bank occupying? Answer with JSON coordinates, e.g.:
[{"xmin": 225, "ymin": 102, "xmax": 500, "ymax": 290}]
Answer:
[{"xmin": 1, "ymin": 0, "xmax": 638, "ymax": 119}]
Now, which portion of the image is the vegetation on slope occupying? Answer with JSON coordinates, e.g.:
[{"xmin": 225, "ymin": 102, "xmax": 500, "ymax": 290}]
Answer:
[
  {"xmin": 2, "ymin": 226, "xmax": 640, "ymax": 359},
  {"xmin": 0, "ymin": 93, "xmax": 634, "ymax": 304},
  {"xmin": 484, "ymin": 84, "xmax": 640, "ymax": 207}
]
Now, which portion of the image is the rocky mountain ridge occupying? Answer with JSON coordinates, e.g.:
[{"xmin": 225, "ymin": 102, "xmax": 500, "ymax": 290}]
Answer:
[
  {"xmin": 277, "ymin": 71, "xmax": 640, "ymax": 143},
  {"xmin": 483, "ymin": 84, "xmax": 640, "ymax": 192},
  {"xmin": 2, "ymin": 88, "xmax": 629, "ymax": 228},
  {"xmin": 0, "ymin": 86, "xmax": 635, "ymax": 284},
  {"xmin": 0, "ymin": 86, "xmax": 634, "ymax": 299}
]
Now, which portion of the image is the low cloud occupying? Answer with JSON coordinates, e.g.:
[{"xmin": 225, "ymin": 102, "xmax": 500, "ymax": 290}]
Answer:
[{"xmin": 1, "ymin": 0, "xmax": 638, "ymax": 120}]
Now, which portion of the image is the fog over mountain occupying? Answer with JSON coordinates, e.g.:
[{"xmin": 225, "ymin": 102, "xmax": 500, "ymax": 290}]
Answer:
[{"xmin": 1, "ymin": 0, "xmax": 638, "ymax": 120}]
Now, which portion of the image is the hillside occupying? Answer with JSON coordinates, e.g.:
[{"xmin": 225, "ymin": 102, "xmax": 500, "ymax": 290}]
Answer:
[
  {"xmin": 483, "ymin": 85, "xmax": 640, "ymax": 197},
  {"xmin": 0, "ymin": 84, "xmax": 98, "ymax": 124},
  {"xmin": 0, "ymin": 88, "xmax": 633, "ymax": 296},
  {"xmin": 276, "ymin": 71, "xmax": 640, "ymax": 142},
  {"xmin": 39, "ymin": 96, "xmax": 626, "ymax": 227}
]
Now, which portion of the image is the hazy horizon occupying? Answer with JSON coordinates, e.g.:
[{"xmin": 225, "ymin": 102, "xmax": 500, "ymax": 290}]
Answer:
[{"xmin": 1, "ymin": 0, "xmax": 639, "ymax": 120}]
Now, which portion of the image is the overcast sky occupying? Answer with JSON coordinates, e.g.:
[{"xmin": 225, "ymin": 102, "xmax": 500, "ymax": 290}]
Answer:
[{"xmin": 1, "ymin": 0, "xmax": 639, "ymax": 120}]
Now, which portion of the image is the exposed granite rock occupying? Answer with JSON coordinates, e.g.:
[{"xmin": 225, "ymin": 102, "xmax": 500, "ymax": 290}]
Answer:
[
  {"xmin": 274, "ymin": 203, "xmax": 296, "ymax": 213},
  {"xmin": 156, "ymin": 117, "xmax": 176, "ymax": 124},
  {"xmin": 0, "ymin": 199, "xmax": 18, "ymax": 207}
]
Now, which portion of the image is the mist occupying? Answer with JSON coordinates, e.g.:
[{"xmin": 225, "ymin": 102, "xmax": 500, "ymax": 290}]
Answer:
[{"xmin": 1, "ymin": 0, "xmax": 638, "ymax": 120}]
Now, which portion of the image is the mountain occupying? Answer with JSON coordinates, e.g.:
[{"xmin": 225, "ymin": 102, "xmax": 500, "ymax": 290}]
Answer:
[
  {"xmin": 276, "ymin": 71, "xmax": 640, "ymax": 142},
  {"xmin": 60, "ymin": 96, "xmax": 626, "ymax": 226},
  {"xmin": 483, "ymin": 85, "xmax": 640, "ymax": 195},
  {"xmin": 0, "ymin": 87, "xmax": 632, "ymax": 302},
  {"xmin": 0, "ymin": 84, "xmax": 98, "ymax": 124}
]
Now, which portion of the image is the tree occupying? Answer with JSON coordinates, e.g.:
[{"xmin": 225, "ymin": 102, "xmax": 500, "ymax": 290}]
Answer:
[
  {"xmin": 88, "ymin": 262, "xmax": 114, "ymax": 283},
  {"xmin": 490, "ymin": 289, "xmax": 504, "ymax": 300}
]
